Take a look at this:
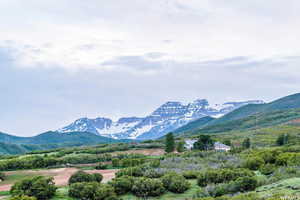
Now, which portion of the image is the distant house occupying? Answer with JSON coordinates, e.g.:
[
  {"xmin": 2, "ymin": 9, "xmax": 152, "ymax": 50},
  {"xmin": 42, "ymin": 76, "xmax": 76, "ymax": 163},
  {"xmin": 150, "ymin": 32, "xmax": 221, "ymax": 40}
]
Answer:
[
  {"xmin": 184, "ymin": 139, "xmax": 197, "ymax": 150},
  {"xmin": 184, "ymin": 139, "xmax": 231, "ymax": 151},
  {"xmin": 214, "ymin": 142, "xmax": 231, "ymax": 152}
]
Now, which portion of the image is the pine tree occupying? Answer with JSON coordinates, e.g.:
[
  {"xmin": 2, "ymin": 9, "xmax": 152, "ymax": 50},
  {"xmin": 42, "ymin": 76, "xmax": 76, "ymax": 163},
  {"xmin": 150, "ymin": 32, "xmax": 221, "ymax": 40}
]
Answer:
[
  {"xmin": 242, "ymin": 138, "xmax": 251, "ymax": 149},
  {"xmin": 165, "ymin": 132, "xmax": 175, "ymax": 153}
]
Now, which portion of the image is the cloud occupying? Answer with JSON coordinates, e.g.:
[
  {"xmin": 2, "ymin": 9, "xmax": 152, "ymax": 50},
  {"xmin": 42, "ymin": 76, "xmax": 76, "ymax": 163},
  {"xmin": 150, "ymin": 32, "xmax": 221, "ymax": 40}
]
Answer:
[
  {"xmin": 0, "ymin": 0, "xmax": 299, "ymax": 68},
  {"xmin": 101, "ymin": 54, "xmax": 167, "ymax": 72},
  {"xmin": 0, "ymin": 1, "xmax": 300, "ymax": 136}
]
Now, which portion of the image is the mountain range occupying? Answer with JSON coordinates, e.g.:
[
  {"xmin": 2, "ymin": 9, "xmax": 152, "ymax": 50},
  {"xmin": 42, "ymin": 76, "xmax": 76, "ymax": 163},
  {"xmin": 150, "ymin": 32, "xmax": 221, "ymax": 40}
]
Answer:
[
  {"xmin": 175, "ymin": 93, "xmax": 300, "ymax": 135},
  {"xmin": 1, "ymin": 93, "xmax": 300, "ymax": 154},
  {"xmin": 57, "ymin": 99, "xmax": 264, "ymax": 140}
]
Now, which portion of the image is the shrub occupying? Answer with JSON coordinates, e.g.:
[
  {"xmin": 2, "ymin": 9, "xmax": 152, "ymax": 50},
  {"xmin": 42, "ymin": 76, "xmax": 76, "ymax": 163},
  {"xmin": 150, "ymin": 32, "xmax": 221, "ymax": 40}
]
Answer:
[
  {"xmin": 132, "ymin": 177, "xmax": 165, "ymax": 197},
  {"xmin": 116, "ymin": 166, "xmax": 144, "ymax": 177},
  {"xmin": 197, "ymin": 168, "xmax": 254, "ymax": 187},
  {"xmin": 206, "ymin": 177, "xmax": 258, "ymax": 197},
  {"xmin": 161, "ymin": 172, "xmax": 190, "ymax": 193},
  {"xmin": 234, "ymin": 176, "xmax": 258, "ymax": 192},
  {"xmin": 9, "ymin": 195, "xmax": 37, "ymax": 200},
  {"xmin": 182, "ymin": 170, "xmax": 199, "ymax": 179},
  {"xmin": 120, "ymin": 158, "xmax": 145, "ymax": 167},
  {"xmin": 259, "ymin": 164, "xmax": 276, "ymax": 175},
  {"xmin": 244, "ymin": 157, "xmax": 265, "ymax": 170},
  {"xmin": 176, "ymin": 140, "xmax": 185, "ymax": 152},
  {"xmin": 10, "ymin": 176, "xmax": 56, "ymax": 200},
  {"xmin": 109, "ymin": 176, "xmax": 135, "ymax": 195},
  {"xmin": 275, "ymin": 152, "xmax": 300, "ymax": 166},
  {"xmin": 112, "ymin": 158, "xmax": 120, "ymax": 167},
  {"xmin": 149, "ymin": 159, "xmax": 160, "ymax": 168},
  {"xmin": 69, "ymin": 182, "xmax": 117, "ymax": 200},
  {"xmin": 143, "ymin": 169, "xmax": 164, "ymax": 178},
  {"xmin": 68, "ymin": 171, "xmax": 103, "ymax": 185},
  {"xmin": 95, "ymin": 163, "xmax": 108, "ymax": 170},
  {"xmin": 93, "ymin": 173, "xmax": 104, "ymax": 183}
]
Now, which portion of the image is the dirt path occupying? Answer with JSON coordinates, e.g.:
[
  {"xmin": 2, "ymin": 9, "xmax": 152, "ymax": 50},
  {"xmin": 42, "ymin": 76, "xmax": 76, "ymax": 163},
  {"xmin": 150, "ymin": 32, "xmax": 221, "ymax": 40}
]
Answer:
[{"xmin": 0, "ymin": 168, "xmax": 118, "ymax": 191}]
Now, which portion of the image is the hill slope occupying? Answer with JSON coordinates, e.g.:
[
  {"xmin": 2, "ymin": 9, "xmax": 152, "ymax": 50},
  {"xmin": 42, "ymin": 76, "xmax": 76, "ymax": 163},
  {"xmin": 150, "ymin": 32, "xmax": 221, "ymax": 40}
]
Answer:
[
  {"xmin": 173, "ymin": 116, "xmax": 215, "ymax": 134},
  {"xmin": 0, "ymin": 131, "xmax": 129, "ymax": 154},
  {"xmin": 209, "ymin": 93, "xmax": 300, "ymax": 126},
  {"xmin": 186, "ymin": 108, "xmax": 300, "ymax": 135}
]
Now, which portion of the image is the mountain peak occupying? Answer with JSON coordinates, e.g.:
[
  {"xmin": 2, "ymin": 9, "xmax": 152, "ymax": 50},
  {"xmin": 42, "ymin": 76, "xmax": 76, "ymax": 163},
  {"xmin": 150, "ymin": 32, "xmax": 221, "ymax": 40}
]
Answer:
[{"xmin": 57, "ymin": 98, "xmax": 264, "ymax": 139}]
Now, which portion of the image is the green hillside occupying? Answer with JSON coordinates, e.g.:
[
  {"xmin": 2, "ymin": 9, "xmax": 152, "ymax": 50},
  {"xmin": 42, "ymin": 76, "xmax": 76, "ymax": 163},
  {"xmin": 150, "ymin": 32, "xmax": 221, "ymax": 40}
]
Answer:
[
  {"xmin": 187, "ymin": 108, "xmax": 300, "ymax": 135},
  {"xmin": 173, "ymin": 116, "xmax": 214, "ymax": 134},
  {"xmin": 209, "ymin": 93, "xmax": 300, "ymax": 126},
  {"xmin": 0, "ymin": 131, "xmax": 129, "ymax": 154}
]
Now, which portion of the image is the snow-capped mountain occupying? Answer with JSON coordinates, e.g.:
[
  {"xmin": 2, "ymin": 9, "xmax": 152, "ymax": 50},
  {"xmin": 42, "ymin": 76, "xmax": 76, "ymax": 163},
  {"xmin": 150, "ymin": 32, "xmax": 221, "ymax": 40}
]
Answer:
[{"xmin": 57, "ymin": 99, "xmax": 264, "ymax": 140}]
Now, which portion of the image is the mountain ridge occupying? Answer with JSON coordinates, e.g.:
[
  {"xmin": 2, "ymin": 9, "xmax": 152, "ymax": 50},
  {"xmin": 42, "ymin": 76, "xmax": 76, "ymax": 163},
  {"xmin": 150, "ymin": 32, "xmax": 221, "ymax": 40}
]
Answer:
[
  {"xmin": 57, "ymin": 99, "xmax": 264, "ymax": 139},
  {"xmin": 175, "ymin": 93, "xmax": 300, "ymax": 135}
]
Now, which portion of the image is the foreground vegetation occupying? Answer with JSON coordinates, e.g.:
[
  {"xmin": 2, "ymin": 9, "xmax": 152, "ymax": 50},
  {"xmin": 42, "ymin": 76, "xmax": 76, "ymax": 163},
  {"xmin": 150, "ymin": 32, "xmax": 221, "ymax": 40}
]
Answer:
[{"xmin": 0, "ymin": 134, "xmax": 299, "ymax": 200}]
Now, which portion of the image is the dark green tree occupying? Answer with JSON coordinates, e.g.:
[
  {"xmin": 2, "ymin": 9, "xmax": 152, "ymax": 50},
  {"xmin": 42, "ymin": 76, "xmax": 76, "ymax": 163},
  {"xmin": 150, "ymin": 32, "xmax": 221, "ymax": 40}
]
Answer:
[
  {"xmin": 276, "ymin": 134, "xmax": 289, "ymax": 146},
  {"xmin": 10, "ymin": 176, "xmax": 56, "ymax": 200},
  {"xmin": 193, "ymin": 135, "xmax": 214, "ymax": 151},
  {"xmin": 165, "ymin": 133, "xmax": 175, "ymax": 153},
  {"xmin": 242, "ymin": 138, "xmax": 251, "ymax": 149}
]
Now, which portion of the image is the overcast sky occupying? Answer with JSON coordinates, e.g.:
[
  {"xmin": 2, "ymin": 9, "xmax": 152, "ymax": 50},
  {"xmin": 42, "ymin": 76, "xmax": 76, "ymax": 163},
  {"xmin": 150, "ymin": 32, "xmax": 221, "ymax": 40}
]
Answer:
[{"xmin": 1, "ymin": 0, "xmax": 300, "ymax": 136}]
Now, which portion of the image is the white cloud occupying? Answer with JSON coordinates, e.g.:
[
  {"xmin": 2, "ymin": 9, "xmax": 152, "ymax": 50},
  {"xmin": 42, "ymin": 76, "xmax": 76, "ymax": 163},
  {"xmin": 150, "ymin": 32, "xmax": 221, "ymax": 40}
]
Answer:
[
  {"xmin": 1, "ymin": 0, "xmax": 300, "ymax": 135},
  {"xmin": 0, "ymin": 0, "xmax": 300, "ymax": 69}
]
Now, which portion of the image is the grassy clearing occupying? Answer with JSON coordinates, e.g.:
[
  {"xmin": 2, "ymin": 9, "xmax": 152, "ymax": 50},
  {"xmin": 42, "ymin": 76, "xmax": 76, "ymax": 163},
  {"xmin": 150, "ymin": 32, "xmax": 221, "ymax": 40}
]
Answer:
[
  {"xmin": 120, "ymin": 180, "xmax": 200, "ymax": 200},
  {"xmin": 0, "ymin": 173, "xmax": 33, "ymax": 186}
]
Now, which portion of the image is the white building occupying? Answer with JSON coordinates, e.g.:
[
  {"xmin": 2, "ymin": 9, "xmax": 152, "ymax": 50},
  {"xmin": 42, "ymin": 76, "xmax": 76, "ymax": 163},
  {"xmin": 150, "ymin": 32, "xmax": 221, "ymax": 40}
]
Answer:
[
  {"xmin": 214, "ymin": 142, "xmax": 231, "ymax": 152},
  {"xmin": 184, "ymin": 139, "xmax": 197, "ymax": 150},
  {"xmin": 184, "ymin": 139, "xmax": 231, "ymax": 151}
]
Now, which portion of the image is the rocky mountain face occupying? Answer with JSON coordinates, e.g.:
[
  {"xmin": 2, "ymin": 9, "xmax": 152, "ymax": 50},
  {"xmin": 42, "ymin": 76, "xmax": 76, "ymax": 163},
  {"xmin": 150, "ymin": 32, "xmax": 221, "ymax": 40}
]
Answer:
[{"xmin": 57, "ymin": 99, "xmax": 264, "ymax": 140}]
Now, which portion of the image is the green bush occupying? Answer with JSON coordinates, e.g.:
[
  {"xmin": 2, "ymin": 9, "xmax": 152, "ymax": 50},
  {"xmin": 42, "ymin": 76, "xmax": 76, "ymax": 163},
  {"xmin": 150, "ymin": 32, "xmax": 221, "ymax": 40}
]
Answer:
[
  {"xmin": 10, "ymin": 176, "xmax": 56, "ymax": 200},
  {"xmin": 182, "ymin": 170, "xmax": 199, "ymax": 179},
  {"xmin": 234, "ymin": 176, "xmax": 258, "ymax": 192},
  {"xmin": 259, "ymin": 164, "xmax": 276, "ymax": 175},
  {"xmin": 112, "ymin": 158, "xmax": 120, "ymax": 167},
  {"xmin": 244, "ymin": 157, "xmax": 265, "ymax": 170},
  {"xmin": 109, "ymin": 176, "xmax": 135, "ymax": 195},
  {"xmin": 116, "ymin": 166, "xmax": 144, "ymax": 177},
  {"xmin": 68, "ymin": 171, "xmax": 103, "ymax": 184},
  {"xmin": 207, "ymin": 176, "xmax": 258, "ymax": 197},
  {"xmin": 161, "ymin": 172, "xmax": 190, "ymax": 193},
  {"xmin": 95, "ymin": 163, "xmax": 108, "ymax": 170},
  {"xmin": 93, "ymin": 173, "xmax": 104, "ymax": 183},
  {"xmin": 132, "ymin": 177, "xmax": 165, "ymax": 197},
  {"xmin": 275, "ymin": 152, "xmax": 300, "ymax": 166},
  {"xmin": 69, "ymin": 182, "xmax": 117, "ymax": 200},
  {"xmin": 9, "ymin": 195, "xmax": 37, "ymax": 200},
  {"xmin": 149, "ymin": 159, "xmax": 160, "ymax": 168},
  {"xmin": 143, "ymin": 169, "xmax": 164, "ymax": 178},
  {"xmin": 197, "ymin": 168, "xmax": 254, "ymax": 187}
]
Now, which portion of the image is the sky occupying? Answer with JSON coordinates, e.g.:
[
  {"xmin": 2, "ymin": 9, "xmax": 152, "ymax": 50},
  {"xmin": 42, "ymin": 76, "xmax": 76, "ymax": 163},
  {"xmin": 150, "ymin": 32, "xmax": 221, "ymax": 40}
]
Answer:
[{"xmin": 1, "ymin": 0, "xmax": 300, "ymax": 136}]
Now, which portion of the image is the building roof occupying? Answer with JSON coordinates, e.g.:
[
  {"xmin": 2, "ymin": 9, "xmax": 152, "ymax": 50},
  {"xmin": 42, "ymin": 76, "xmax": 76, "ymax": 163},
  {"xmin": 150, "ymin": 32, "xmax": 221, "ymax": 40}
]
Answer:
[{"xmin": 214, "ymin": 142, "xmax": 230, "ymax": 149}]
